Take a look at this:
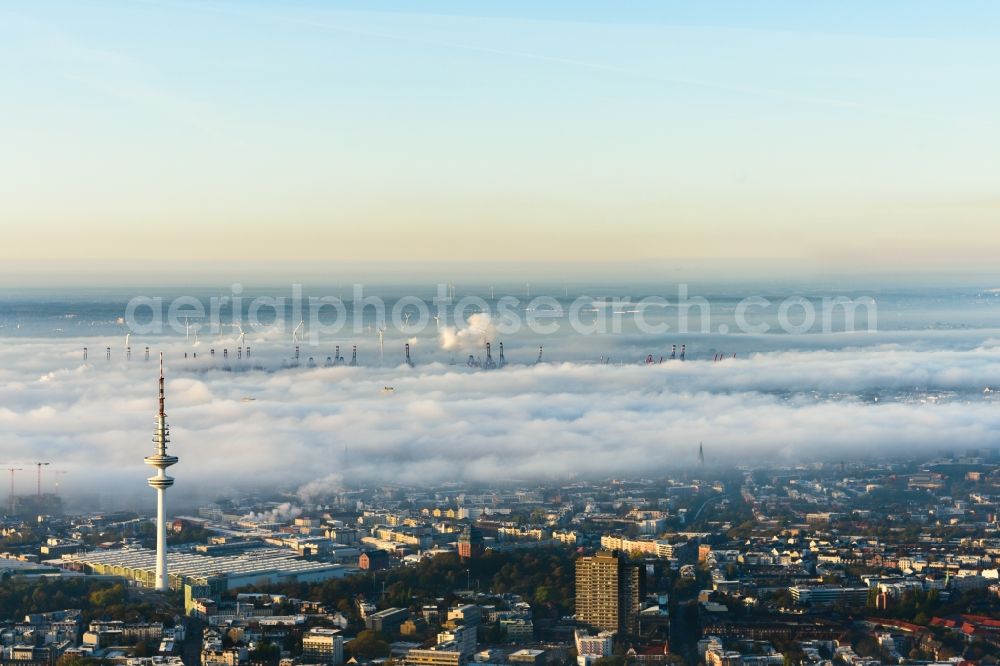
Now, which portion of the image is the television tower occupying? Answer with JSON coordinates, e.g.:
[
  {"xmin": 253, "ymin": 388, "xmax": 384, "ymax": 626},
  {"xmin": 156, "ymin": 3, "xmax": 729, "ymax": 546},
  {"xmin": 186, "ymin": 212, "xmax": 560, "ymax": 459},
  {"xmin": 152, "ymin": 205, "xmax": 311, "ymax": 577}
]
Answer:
[{"xmin": 144, "ymin": 353, "xmax": 178, "ymax": 592}]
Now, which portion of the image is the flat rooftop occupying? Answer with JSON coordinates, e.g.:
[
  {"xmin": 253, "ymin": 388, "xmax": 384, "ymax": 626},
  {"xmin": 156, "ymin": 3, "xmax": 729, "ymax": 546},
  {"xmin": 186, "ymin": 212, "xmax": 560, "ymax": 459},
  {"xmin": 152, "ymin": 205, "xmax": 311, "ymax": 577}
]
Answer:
[{"xmin": 64, "ymin": 547, "xmax": 354, "ymax": 582}]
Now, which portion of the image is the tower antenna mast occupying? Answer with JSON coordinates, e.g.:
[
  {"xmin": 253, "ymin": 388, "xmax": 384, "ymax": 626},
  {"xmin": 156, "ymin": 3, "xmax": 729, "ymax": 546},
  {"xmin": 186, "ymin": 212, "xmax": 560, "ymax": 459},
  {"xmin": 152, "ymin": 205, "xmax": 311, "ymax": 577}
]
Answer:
[{"xmin": 144, "ymin": 353, "xmax": 178, "ymax": 591}]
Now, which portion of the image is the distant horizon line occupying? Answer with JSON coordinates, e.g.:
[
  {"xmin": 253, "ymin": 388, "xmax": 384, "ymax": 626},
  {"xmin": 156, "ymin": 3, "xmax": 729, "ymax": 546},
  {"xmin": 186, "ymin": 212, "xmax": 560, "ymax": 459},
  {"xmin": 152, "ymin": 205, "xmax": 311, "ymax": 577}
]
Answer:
[{"xmin": 3, "ymin": 261, "xmax": 1000, "ymax": 290}]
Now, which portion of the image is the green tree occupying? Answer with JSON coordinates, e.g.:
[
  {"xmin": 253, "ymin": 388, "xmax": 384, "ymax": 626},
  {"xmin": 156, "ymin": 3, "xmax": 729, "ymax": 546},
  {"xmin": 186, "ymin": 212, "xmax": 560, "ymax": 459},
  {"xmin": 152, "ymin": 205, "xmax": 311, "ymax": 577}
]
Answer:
[
  {"xmin": 249, "ymin": 641, "xmax": 280, "ymax": 665},
  {"xmin": 593, "ymin": 657, "xmax": 625, "ymax": 666},
  {"xmin": 349, "ymin": 630, "xmax": 390, "ymax": 660},
  {"xmin": 133, "ymin": 640, "xmax": 153, "ymax": 658},
  {"xmin": 89, "ymin": 583, "xmax": 126, "ymax": 608},
  {"xmin": 56, "ymin": 654, "xmax": 90, "ymax": 666}
]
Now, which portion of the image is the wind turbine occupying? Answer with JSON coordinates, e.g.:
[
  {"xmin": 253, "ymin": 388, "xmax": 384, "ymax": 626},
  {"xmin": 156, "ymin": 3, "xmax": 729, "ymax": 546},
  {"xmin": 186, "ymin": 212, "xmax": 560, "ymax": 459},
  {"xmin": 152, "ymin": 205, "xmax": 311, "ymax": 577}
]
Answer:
[
  {"xmin": 218, "ymin": 322, "xmax": 247, "ymax": 358},
  {"xmin": 233, "ymin": 322, "xmax": 246, "ymax": 349},
  {"xmin": 377, "ymin": 322, "xmax": 386, "ymax": 366},
  {"xmin": 217, "ymin": 322, "xmax": 243, "ymax": 340}
]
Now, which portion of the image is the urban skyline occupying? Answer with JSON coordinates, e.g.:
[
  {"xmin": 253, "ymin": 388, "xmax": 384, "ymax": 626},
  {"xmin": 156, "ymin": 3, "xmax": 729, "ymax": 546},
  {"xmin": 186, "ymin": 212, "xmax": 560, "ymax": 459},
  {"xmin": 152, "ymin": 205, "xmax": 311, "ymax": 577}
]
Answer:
[{"xmin": 3, "ymin": 2, "xmax": 1000, "ymax": 665}]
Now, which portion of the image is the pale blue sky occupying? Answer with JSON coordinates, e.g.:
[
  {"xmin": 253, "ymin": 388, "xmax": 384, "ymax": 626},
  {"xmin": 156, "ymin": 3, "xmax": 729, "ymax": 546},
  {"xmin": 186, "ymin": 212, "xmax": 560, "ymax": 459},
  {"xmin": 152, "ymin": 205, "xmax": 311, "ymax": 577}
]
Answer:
[{"xmin": 2, "ymin": 1, "xmax": 999, "ymax": 280}]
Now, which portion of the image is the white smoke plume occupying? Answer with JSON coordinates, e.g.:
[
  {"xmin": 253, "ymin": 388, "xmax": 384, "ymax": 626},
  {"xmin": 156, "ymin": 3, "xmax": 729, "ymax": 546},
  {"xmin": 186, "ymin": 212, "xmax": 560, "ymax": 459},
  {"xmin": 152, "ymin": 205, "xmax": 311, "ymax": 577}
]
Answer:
[
  {"xmin": 243, "ymin": 502, "xmax": 302, "ymax": 523},
  {"xmin": 438, "ymin": 313, "xmax": 495, "ymax": 351},
  {"xmin": 297, "ymin": 473, "xmax": 345, "ymax": 502}
]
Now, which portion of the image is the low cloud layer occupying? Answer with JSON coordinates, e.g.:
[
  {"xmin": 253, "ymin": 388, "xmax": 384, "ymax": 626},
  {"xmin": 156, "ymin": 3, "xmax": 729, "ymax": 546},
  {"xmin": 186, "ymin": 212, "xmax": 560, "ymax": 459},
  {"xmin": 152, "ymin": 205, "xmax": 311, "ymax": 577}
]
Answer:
[{"xmin": 2, "ymin": 334, "xmax": 1000, "ymax": 509}]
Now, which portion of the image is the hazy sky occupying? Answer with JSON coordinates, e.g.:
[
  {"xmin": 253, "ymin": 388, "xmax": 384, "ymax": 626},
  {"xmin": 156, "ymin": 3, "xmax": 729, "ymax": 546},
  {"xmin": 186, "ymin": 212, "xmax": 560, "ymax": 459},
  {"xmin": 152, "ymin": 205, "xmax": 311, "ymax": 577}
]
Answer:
[{"xmin": 2, "ymin": 1, "xmax": 999, "ymax": 280}]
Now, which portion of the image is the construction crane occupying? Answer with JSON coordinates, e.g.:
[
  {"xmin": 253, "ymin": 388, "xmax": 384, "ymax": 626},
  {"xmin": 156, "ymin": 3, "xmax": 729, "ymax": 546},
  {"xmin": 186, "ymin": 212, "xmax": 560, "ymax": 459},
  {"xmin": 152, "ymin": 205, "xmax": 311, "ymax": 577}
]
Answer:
[
  {"xmin": 4, "ymin": 467, "xmax": 22, "ymax": 515},
  {"xmin": 30, "ymin": 462, "xmax": 50, "ymax": 497}
]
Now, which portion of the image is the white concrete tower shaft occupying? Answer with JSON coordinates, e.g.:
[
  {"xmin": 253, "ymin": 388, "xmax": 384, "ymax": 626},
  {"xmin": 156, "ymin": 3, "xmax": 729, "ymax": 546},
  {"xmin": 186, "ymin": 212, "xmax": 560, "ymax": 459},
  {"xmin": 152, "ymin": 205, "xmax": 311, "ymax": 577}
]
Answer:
[{"xmin": 144, "ymin": 353, "xmax": 177, "ymax": 591}]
